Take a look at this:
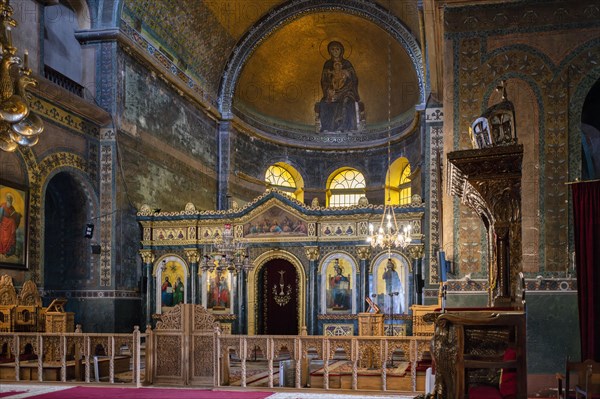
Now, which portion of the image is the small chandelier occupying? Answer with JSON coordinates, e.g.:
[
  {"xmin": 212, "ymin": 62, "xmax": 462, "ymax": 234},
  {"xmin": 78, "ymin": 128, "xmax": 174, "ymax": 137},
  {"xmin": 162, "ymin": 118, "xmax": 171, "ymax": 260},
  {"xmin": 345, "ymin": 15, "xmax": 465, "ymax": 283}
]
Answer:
[
  {"xmin": 0, "ymin": 0, "xmax": 44, "ymax": 152},
  {"xmin": 201, "ymin": 224, "xmax": 252, "ymax": 274}
]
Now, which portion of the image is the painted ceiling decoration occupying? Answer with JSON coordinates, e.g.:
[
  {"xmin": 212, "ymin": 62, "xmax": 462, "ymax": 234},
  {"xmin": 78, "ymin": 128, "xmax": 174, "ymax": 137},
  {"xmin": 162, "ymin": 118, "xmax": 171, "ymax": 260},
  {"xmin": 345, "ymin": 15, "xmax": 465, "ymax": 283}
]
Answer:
[{"xmin": 122, "ymin": 0, "xmax": 424, "ymax": 147}]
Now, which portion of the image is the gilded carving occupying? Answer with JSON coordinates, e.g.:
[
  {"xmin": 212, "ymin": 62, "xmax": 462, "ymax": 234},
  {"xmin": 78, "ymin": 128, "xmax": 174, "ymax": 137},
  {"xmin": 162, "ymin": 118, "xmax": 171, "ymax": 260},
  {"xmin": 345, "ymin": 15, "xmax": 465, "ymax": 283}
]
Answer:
[
  {"xmin": 0, "ymin": 275, "xmax": 17, "ymax": 305},
  {"xmin": 355, "ymin": 246, "xmax": 371, "ymax": 261},
  {"xmin": 304, "ymin": 246, "xmax": 320, "ymax": 262},
  {"xmin": 185, "ymin": 249, "xmax": 200, "ymax": 264},
  {"xmin": 407, "ymin": 245, "xmax": 424, "ymax": 260},
  {"xmin": 17, "ymin": 280, "xmax": 41, "ymax": 306},
  {"xmin": 139, "ymin": 250, "xmax": 154, "ymax": 264}
]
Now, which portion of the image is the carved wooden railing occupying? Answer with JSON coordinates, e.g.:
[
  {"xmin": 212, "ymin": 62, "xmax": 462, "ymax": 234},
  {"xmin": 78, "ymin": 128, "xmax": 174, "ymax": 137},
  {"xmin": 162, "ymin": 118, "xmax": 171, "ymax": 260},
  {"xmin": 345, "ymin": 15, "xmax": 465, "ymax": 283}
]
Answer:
[
  {"xmin": 0, "ymin": 327, "xmax": 145, "ymax": 386},
  {"xmin": 216, "ymin": 333, "xmax": 431, "ymax": 392}
]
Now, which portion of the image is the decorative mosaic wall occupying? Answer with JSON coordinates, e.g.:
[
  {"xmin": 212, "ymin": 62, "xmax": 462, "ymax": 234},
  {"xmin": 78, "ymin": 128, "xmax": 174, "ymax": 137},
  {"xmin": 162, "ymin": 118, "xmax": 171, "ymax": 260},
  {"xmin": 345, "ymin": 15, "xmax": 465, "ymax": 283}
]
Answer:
[
  {"xmin": 445, "ymin": 1, "xmax": 600, "ymax": 277},
  {"xmin": 122, "ymin": 0, "xmax": 235, "ymax": 99}
]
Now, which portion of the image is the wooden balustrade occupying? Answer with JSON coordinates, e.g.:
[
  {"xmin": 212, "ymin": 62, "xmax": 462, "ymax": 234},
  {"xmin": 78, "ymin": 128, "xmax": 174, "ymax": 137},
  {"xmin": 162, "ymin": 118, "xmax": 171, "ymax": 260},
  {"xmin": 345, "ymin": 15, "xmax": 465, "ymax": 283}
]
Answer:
[{"xmin": 0, "ymin": 327, "xmax": 144, "ymax": 386}]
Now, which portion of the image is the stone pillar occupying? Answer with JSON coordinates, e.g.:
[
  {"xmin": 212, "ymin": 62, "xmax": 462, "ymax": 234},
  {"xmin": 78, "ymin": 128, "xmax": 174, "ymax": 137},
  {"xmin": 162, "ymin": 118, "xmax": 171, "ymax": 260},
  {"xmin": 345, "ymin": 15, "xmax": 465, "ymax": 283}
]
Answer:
[
  {"xmin": 356, "ymin": 246, "xmax": 372, "ymax": 313},
  {"xmin": 185, "ymin": 249, "xmax": 200, "ymax": 304},
  {"xmin": 305, "ymin": 247, "xmax": 320, "ymax": 335},
  {"xmin": 408, "ymin": 245, "xmax": 425, "ymax": 306},
  {"xmin": 139, "ymin": 250, "xmax": 155, "ymax": 326}
]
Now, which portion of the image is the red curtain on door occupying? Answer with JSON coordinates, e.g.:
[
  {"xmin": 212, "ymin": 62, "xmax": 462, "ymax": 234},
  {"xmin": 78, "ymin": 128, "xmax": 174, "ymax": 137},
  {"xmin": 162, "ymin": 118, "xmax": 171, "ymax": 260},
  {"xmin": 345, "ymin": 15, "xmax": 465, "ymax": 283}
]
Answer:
[
  {"xmin": 259, "ymin": 260, "xmax": 298, "ymax": 335},
  {"xmin": 572, "ymin": 181, "xmax": 600, "ymax": 361}
]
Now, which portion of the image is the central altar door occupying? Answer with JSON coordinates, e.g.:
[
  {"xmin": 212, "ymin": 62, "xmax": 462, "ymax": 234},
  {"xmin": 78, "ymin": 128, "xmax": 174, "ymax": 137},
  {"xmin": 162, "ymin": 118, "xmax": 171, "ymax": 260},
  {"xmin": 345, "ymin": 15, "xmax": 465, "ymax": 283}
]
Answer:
[{"xmin": 257, "ymin": 259, "xmax": 299, "ymax": 335}]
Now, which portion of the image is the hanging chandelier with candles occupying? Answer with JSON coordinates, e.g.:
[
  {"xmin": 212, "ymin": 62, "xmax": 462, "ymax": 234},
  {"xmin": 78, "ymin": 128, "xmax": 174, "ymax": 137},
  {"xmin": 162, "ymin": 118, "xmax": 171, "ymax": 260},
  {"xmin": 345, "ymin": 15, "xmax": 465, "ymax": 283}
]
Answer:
[
  {"xmin": 366, "ymin": 14, "xmax": 411, "ymax": 253},
  {"xmin": 201, "ymin": 224, "xmax": 252, "ymax": 274},
  {"xmin": 0, "ymin": 0, "xmax": 44, "ymax": 152},
  {"xmin": 368, "ymin": 206, "xmax": 412, "ymax": 251}
]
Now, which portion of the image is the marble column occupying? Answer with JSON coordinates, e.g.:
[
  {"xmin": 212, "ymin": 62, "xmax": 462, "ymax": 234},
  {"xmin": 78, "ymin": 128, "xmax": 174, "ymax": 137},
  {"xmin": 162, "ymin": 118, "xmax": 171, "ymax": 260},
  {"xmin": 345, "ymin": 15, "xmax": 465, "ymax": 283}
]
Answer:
[
  {"xmin": 237, "ymin": 269, "xmax": 247, "ymax": 334},
  {"xmin": 356, "ymin": 246, "xmax": 372, "ymax": 313},
  {"xmin": 185, "ymin": 249, "xmax": 200, "ymax": 304},
  {"xmin": 408, "ymin": 245, "xmax": 425, "ymax": 306},
  {"xmin": 305, "ymin": 247, "xmax": 320, "ymax": 336},
  {"xmin": 217, "ymin": 121, "xmax": 231, "ymax": 210},
  {"xmin": 139, "ymin": 250, "xmax": 155, "ymax": 326}
]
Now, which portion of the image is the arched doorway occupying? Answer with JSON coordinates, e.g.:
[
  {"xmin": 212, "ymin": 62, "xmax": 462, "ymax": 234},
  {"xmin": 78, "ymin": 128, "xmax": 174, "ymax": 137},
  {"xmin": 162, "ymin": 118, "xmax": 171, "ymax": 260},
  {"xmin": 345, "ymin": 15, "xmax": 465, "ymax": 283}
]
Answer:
[
  {"xmin": 581, "ymin": 78, "xmax": 600, "ymax": 180},
  {"xmin": 257, "ymin": 259, "xmax": 299, "ymax": 335},
  {"xmin": 44, "ymin": 172, "xmax": 94, "ymax": 289}
]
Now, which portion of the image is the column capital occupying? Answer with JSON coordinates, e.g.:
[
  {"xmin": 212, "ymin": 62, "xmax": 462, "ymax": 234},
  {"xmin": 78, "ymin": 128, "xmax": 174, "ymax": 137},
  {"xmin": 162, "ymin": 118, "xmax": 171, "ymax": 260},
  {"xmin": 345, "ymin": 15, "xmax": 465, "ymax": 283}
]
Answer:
[
  {"xmin": 184, "ymin": 249, "xmax": 200, "ymax": 263},
  {"xmin": 305, "ymin": 246, "xmax": 320, "ymax": 262},
  {"xmin": 139, "ymin": 250, "xmax": 154, "ymax": 264},
  {"xmin": 407, "ymin": 244, "xmax": 425, "ymax": 260},
  {"xmin": 356, "ymin": 246, "xmax": 372, "ymax": 261}
]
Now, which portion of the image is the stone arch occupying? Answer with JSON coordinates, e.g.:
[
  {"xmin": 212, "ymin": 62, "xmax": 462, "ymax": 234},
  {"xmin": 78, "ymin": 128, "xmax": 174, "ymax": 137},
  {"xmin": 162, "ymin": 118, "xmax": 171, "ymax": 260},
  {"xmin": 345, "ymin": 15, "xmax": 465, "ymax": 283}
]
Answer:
[
  {"xmin": 247, "ymin": 250, "xmax": 306, "ymax": 335},
  {"xmin": 218, "ymin": 0, "xmax": 425, "ymax": 119},
  {"xmin": 42, "ymin": 167, "xmax": 99, "ymax": 289},
  {"xmin": 26, "ymin": 152, "xmax": 89, "ymax": 283}
]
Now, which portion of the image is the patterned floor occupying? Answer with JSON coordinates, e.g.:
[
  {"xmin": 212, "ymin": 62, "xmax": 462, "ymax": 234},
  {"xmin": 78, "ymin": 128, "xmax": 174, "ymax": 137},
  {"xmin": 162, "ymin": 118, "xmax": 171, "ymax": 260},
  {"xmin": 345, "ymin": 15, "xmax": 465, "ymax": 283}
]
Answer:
[{"xmin": 0, "ymin": 384, "xmax": 416, "ymax": 399}]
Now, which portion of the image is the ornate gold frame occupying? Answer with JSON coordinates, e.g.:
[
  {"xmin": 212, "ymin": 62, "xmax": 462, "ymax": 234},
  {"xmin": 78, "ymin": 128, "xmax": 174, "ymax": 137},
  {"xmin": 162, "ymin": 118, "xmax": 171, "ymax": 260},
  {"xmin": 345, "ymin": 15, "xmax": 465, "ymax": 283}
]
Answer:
[{"xmin": 247, "ymin": 250, "xmax": 306, "ymax": 335}]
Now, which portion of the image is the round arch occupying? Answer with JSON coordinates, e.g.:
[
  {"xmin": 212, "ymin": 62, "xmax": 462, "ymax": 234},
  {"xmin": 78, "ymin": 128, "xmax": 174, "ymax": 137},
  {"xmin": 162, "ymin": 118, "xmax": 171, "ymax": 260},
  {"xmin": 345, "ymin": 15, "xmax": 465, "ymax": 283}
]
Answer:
[
  {"xmin": 248, "ymin": 250, "xmax": 306, "ymax": 335},
  {"xmin": 318, "ymin": 251, "xmax": 358, "ymax": 314},
  {"xmin": 371, "ymin": 250, "xmax": 410, "ymax": 315},
  {"xmin": 153, "ymin": 254, "xmax": 190, "ymax": 313},
  {"xmin": 218, "ymin": 0, "xmax": 425, "ymax": 119},
  {"xmin": 265, "ymin": 162, "xmax": 305, "ymax": 202},
  {"xmin": 40, "ymin": 166, "xmax": 99, "ymax": 288},
  {"xmin": 326, "ymin": 167, "xmax": 366, "ymax": 207}
]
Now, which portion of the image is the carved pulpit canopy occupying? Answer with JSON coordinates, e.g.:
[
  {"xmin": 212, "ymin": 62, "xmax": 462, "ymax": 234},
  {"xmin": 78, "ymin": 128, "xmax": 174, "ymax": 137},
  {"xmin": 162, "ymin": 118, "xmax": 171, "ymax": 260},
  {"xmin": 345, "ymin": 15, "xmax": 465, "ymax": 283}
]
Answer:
[
  {"xmin": 469, "ymin": 81, "xmax": 517, "ymax": 150},
  {"xmin": 448, "ymin": 81, "xmax": 523, "ymax": 305}
]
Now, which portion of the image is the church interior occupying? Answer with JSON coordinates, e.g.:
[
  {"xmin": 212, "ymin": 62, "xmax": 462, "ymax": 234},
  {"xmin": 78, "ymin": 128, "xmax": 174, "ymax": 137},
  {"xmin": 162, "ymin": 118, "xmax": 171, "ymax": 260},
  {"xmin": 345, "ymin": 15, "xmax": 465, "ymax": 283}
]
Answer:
[{"xmin": 0, "ymin": 0, "xmax": 599, "ymax": 397}]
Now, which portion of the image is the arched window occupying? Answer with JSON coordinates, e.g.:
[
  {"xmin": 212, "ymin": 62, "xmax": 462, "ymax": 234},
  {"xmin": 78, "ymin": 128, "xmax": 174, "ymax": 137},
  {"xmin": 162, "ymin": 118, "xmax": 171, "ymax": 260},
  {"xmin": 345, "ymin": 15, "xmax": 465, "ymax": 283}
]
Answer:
[
  {"xmin": 265, "ymin": 163, "xmax": 304, "ymax": 202},
  {"xmin": 386, "ymin": 157, "xmax": 411, "ymax": 205},
  {"xmin": 327, "ymin": 168, "xmax": 366, "ymax": 207}
]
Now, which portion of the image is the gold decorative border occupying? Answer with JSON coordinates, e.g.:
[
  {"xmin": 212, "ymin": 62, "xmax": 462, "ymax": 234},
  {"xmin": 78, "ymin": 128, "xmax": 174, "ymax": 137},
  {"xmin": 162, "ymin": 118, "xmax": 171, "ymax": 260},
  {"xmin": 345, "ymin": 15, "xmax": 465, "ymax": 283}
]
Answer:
[{"xmin": 247, "ymin": 250, "xmax": 306, "ymax": 335}]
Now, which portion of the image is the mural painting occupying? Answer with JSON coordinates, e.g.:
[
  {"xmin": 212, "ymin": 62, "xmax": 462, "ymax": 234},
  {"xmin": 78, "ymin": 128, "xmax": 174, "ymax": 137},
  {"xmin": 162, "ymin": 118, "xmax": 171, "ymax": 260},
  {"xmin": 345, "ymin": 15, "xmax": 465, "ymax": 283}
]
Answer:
[
  {"xmin": 326, "ymin": 258, "xmax": 352, "ymax": 313},
  {"xmin": 0, "ymin": 181, "xmax": 27, "ymax": 268},
  {"xmin": 373, "ymin": 257, "xmax": 406, "ymax": 315},
  {"xmin": 159, "ymin": 259, "xmax": 185, "ymax": 310},
  {"xmin": 244, "ymin": 207, "xmax": 307, "ymax": 237},
  {"xmin": 316, "ymin": 40, "xmax": 361, "ymax": 132},
  {"xmin": 207, "ymin": 270, "xmax": 231, "ymax": 312}
]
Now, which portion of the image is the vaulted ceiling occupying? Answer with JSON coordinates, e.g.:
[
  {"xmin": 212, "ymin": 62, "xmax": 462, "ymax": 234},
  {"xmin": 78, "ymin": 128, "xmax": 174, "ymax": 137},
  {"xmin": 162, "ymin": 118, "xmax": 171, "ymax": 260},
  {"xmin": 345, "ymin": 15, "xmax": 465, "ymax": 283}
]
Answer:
[{"xmin": 122, "ymin": 0, "xmax": 423, "ymax": 135}]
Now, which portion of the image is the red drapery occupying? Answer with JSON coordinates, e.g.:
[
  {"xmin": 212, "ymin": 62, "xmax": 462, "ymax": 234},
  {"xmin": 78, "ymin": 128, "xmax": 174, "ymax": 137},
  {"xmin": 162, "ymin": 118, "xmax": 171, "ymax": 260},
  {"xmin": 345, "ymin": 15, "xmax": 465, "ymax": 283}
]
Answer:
[{"xmin": 572, "ymin": 181, "xmax": 600, "ymax": 361}]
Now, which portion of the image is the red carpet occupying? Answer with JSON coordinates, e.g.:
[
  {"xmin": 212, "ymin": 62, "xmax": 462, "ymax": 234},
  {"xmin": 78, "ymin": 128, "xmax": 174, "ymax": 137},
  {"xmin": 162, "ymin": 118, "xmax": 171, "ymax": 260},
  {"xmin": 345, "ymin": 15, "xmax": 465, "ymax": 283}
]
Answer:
[{"xmin": 26, "ymin": 386, "xmax": 273, "ymax": 399}]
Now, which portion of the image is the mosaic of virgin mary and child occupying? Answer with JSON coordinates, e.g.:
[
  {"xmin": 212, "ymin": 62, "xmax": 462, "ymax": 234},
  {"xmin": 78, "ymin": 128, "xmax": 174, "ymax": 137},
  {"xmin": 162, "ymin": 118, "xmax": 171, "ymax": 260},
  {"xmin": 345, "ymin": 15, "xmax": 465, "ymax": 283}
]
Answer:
[{"xmin": 316, "ymin": 41, "xmax": 364, "ymax": 133}]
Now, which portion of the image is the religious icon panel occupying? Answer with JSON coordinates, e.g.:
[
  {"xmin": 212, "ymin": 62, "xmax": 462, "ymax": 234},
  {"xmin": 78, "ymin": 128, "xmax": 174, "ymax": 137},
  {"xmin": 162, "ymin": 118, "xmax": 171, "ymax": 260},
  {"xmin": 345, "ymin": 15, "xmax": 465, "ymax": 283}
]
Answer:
[
  {"xmin": 0, "ymin": 180, "xmax": 28, "ymax": 269},
  {"xmin": 372, "ymin": 254, "xmax": 408, "ymax": 315},
  {"xmin": 324, "ymin": 258, "xmax": 353, "ymax": 314},
  {"xmin": 156, "ymin": 257, "xmax": 186, "ymax": 312},
  {"xmin": 206, "ymin": 270, "xmax": 231, "ymax": 312}
]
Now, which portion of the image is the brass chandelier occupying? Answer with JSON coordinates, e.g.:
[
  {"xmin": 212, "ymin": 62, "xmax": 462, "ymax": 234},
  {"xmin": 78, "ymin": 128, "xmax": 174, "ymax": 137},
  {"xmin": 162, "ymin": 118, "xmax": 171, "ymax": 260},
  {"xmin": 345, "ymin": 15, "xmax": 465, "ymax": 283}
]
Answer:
[
  {"xmin": 201, "ymin": 224, "xmax": 252, "ymax": 274},
  {"xmin": 366, "ymin": 15, "xmax": 411, "ymax": 253},
  {"xmin": 0, "ymin": 0, "xmax": 44, "ymax": 152}
]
